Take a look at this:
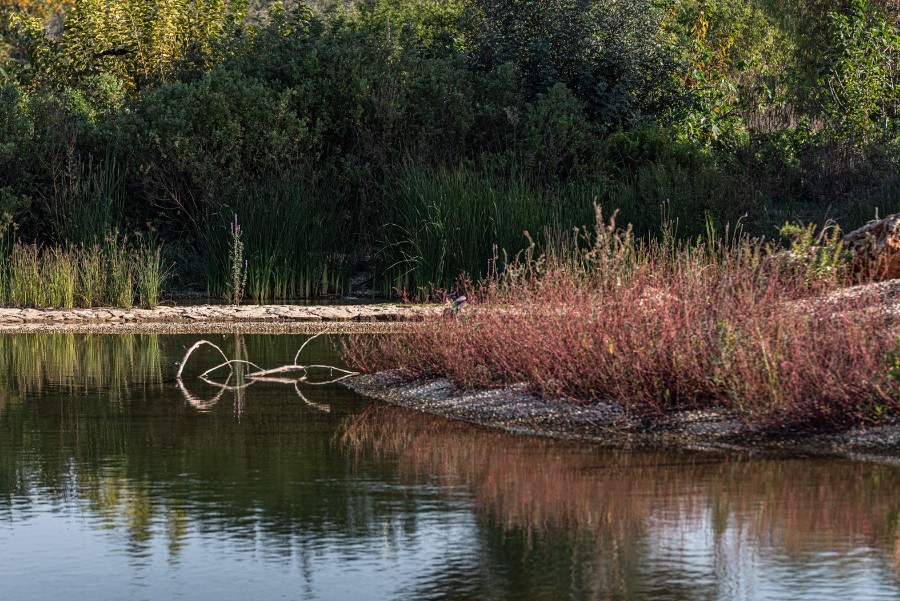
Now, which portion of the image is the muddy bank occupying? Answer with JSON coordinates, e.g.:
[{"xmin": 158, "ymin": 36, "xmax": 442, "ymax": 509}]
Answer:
[
  {"xmin": 0, "ymin": 304, "xmax": 438, "ymax": 334},
  {"xmin": 345, "ymin": 371, "xmax": 900, "ymax": 463}
]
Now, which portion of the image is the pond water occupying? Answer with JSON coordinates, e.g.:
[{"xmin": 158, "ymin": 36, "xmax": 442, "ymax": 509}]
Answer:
[{"xmin": 1, "ymin": 333, "xmax": 899, "ymax": 601}]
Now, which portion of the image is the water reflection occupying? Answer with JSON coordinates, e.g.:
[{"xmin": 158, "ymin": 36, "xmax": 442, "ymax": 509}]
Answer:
[
  {"xmin": 343, "ymin": 404, "xmax": 900, "ymax": 598},
  {"xmin": 0, "ymin": 334, "xmax": 898, "ymax": 600},
  {"xmin": 0, "ymin": 332, "xmax": 163, "ymax": 399}
]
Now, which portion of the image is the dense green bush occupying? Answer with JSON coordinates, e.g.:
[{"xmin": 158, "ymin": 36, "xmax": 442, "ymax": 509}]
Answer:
[
  {"xmin": 466, "ymin": 0, "xmax": 679, "ymax": 126},
  {"xmin": 819, "ymin": 0, "xmax": 900, "ymax": 143}
]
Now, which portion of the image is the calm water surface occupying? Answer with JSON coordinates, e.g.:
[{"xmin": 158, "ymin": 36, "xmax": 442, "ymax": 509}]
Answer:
[{"xmin": 0, "ymin": 333, "xmax": 899, "ymax": 600}]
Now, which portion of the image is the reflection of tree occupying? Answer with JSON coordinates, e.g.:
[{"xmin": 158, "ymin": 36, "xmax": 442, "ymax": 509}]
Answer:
[{"xmin": 343, "ymin": 403, "xmax": 900, "ymax": 597}]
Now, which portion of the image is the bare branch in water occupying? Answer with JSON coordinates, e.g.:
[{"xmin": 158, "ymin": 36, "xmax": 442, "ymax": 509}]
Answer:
[
  {"xmin": 174, "ymin": 336, "xmax": 357, "ymax": 414},
  {"xmin": 176, "ymin": 340, "xmax": 231, "ymax": 379},
  {"xmin": 293, "ymin": 329, "xmax": 330, "ymax": 365},
  {"xmin": 200, "ymin": 359, "xmax": 264, "ymax": 379}
]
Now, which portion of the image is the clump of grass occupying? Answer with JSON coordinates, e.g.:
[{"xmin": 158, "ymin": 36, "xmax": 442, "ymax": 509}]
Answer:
[
  {"xmin": 43, "ymin": 247, "xmax": 77, "ymax": 308},
  {"xmin": 77, "ymin": 245, "xmax": 104, "ymax": 307},
  {"xmin": 347, "ymin": 207, "xmax": 899, "ymax": 432},
  {"xmin": 103, "ymin": 234, "xmax": 134, "ymax": 309},
  {"xmin": 0, "ymin": 233, "xmax": 166, "ymax": 309},
  {"xmin": 134, "ymin": 242, "xmax": 166, "ymax": 309}
]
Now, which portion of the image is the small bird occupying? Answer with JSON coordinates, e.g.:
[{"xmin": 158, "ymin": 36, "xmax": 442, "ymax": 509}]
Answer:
[
  {"xmin": 445, "ymin": 291, "xmax": 468, "ymax": 316},
  {"xmin": 93, "ymin": 48, "xmax": 132, "ymax": 58}
]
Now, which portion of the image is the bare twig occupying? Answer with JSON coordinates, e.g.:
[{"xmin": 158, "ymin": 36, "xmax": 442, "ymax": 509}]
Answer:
[
  {"xmin": 200, "ymin": 359, "xmax": 263, "ymax": 379},
  {"xmin": 293, "ymin": 329, "xmax": 329, "ymax": 365}
]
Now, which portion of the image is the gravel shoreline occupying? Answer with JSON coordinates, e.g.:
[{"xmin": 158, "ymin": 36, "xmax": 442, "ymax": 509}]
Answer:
[{"xmin": 345, "ymin": 371, "xmax": 900, "ymax": 463}]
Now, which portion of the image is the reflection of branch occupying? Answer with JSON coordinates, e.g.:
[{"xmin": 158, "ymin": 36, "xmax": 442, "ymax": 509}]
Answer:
[
  {"xmin": 176, "ymin": 376, "xmax": 231, "ymax": 412},
  {"xmin": 299, "ymin": 373, "xmax": 358, "ymax": 386},
  {"xmin": 198, "ymin": 375, "xmax": 253, "ymax": 392},
  {"xmin": 294, "ymin": 381, "xmax": 331, "ymax": 413}
]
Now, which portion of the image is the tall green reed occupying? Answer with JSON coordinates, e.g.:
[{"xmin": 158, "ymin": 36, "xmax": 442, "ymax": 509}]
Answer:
[
  {"xmin": 53, "ymin": 153, "xmax": 126, "ymax": 246},
  {"xmin": 203, "ymin": 176, "xmax": 352, "ymax": 301},
  {"xmin": 0, "ymin": 235, "xmax": 165, "ymax": 308},
  {"xmin": 379, "ymin": 164, "xmax": 595, "ymax": 296}
]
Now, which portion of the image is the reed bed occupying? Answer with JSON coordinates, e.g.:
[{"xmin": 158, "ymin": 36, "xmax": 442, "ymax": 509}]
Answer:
[
  {"xmin": 0, "ymin": 237, "xmax": 166, "ymax": 309},
  {"xmin": 203, "ymin": 177, "xmax": 352, "ymax": 301},
  {"xmin": 379, "ymin": 165, "xmax": 595, "ymax": 296},
  {"xmin": 347, "ymin": 208, "xmax": 900, "ymax": 431}
]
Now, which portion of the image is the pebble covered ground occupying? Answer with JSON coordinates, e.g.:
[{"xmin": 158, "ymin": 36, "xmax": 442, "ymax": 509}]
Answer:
[{"xmin": 346, "ymin": 371, "xmax": 900, "ymax": 463}]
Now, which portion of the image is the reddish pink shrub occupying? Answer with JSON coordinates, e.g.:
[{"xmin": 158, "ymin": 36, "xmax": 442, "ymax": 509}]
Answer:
[{"xmin": 346, "ymin": 225, "xmax": 900, "ymax": 432}]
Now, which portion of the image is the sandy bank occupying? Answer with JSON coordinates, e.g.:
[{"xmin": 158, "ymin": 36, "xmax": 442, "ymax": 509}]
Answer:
[{"xmin": 0, "ymin": 303, "xmax": 439, "ymax": 334}]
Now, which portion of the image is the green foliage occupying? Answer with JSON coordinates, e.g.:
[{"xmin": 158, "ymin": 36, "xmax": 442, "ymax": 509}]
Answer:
[
  {"xmin": 354, "ymin": 0, "xmax": 465, "ymax": 55},
  {"xmin": 778, "ymin": 221, "xmax": 849, "ymax": 286},
  {"xmin": 519, "ymin": 83, "xmax": 593, "ymax": 183},
  {"xmin": 819, "ymin": 0, "xmax": 900, "ymax": 143},
  {"xmin": 466, "ymin": 0, "xmax": 678, "ymax": 126},
  {"xmin": 121, "ymin": 67, "xmax": 316, "ymax": 233},
  {"xmin": 1, "ymin": 0, "xmax": 900, "ymax": 301},
  {"xmin": 0, "ymin": 82, "xmax": 34, "ymax": 213},
  {"xmin": 5, "ymin": 0, "xmax": 248, "ymax": 93},
  {"xmin": 0, "ymin": 83, "xmax": 33, "ymax": 168}
]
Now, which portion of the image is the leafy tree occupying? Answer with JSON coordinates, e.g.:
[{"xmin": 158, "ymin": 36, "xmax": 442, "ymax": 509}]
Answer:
[
  {"xmin": 354, "ymin": 0, "xmax": 465, "ymax": 56},
  {"xmin": 819, "ymin": 0, "xmax": 900, "ymax": 142},
  {"xmin": 4, "ymin": 0, "xmax": 248, "ymax": 93}
]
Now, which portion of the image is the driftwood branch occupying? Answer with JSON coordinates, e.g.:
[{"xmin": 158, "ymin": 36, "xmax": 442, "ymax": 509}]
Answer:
[
  {"xmin": 176, "ymin": 340, "xmax": 231, "ymax": 379},
  {"xmin": 175, "ymin": 336, "xmax": 357, "ymax": 413}
]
